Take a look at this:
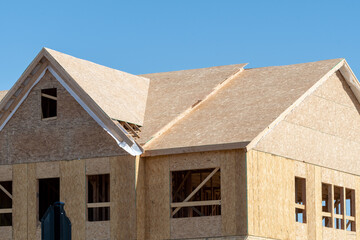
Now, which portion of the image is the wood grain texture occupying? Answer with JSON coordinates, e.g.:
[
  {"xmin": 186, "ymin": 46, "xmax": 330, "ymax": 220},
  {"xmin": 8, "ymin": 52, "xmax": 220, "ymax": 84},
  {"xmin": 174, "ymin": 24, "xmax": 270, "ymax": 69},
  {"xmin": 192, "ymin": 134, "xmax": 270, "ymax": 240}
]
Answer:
[
  {"xmin": 247, "ymin": 150, "xmax": 295, "ymax": 240},
  {"xmin": 145, "ymin": 155, "xmax": 170, "ymax": 240},
  {"xmin": 0, "ymin": 226, "xmax": 12, "ymax": 240},
  {"xmin": 255, "ymin": 71, "xmax": 360, "ymax": 176},
  {"xmin": 136, "ymin": 156, "xmax": 146, "ymax": 240},
  {"xmin": 110, "ymin": 156, "xmax": 136, "ymax": 240},
  {"xmin": 27, "ymin": 163, "xmax": 38, "ymax": 240},
  {"xmin": 60, "ymin": 160, "xmax": 86, "ymax": 240},
  {"xmin": 86, "ymin": 221, "xmax": 110, "ymax": 240},
  {"xmin": 0, "ymin": 165, "xmax": 12, "ymax": 181},
  {"xmin": 12, "ymin": 164, "xmax": 28, "ymax": 240},
  {"xmin": 36, "ymin": 161, "xmax": 60, "ymax": 179}
]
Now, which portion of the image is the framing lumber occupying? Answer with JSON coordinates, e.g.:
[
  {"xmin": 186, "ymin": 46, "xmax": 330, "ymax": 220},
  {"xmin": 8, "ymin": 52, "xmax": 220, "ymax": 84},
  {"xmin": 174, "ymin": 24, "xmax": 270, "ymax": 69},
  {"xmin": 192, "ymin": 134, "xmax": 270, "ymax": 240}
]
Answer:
[
  {"xmin": 87, "ymin": 202, "xmax": 111, "ymax": 208},
  {"xmin": 41, "ymin": 93, "xmax": 57, "ymax": 101},
  {"xmin": 0, "ymin": 184, "xmax": 12, "ymax": 200},
  {"xmin": 0, "ymin": 209, "xmax": 12, "ymax": 214},
  {"xmin": 171, "ymin": 200, "xmax": 221, "ymax": 208},
  {"xmin": 172, "ymin": 167, "xmax": 219, "ymax": 216}
]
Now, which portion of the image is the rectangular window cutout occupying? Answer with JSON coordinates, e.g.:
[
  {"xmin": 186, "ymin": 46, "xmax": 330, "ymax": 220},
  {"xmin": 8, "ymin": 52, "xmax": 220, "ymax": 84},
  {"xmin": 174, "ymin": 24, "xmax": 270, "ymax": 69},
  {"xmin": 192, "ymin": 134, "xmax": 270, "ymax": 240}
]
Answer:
[
  {"xmin": 0, "ymin": 181, "xmax": 12, "ymax": 226},
  {"xmin": 346, "ymin": 188, "xmax": 356, "ymax": 232},
  {"xmin": 295, "ymin": 177, "xmax": 306, "ymax": 223},
  {"xmin": 87, "ymin": 174, "xmax": 110, "ymax": 221},
  {"xmin": 322, "ymin": 183, "xmax": 332, "ymax": 228},
  {"xmin": 334, "ymin": 186, "xmax": 344, "ymax": 229},
  {"xmin": 39, "ymin": 178, "xmax": 60, "ymax": 220},
  {"xmin": 171, "ymin": 168, "xmax": 221, "ymax": 218},
  {"xmin": 41, "ymin": 88, "xmax": 57, "ymax": 119}
]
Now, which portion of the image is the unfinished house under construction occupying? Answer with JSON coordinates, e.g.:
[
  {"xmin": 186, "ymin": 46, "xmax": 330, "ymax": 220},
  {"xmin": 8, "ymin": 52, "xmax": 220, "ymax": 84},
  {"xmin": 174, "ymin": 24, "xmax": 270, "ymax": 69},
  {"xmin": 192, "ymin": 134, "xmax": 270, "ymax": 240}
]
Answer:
[{"xmin": 0, "ymin": 48, "xmax": 359, "ymax": 240}]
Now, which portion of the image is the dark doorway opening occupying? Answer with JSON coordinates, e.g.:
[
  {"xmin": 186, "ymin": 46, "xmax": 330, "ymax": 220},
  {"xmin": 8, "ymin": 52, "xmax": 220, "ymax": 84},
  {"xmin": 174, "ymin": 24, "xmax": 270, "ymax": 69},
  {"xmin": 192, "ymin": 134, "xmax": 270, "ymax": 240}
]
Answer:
[{"xmin": 39, "ymin": 178, "xmax": 60, "ymax": 220}]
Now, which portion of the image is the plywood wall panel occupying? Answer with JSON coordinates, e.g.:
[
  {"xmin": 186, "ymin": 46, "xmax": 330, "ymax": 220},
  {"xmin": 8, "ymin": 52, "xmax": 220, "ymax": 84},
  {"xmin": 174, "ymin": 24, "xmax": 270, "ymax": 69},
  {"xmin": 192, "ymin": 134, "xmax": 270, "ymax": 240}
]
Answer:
[
  {"xmin": 27, "ymin": 163, "xmax": 38, "ymax": 240},
  {"xmin": 60, "ymin": 160, "xmax": 86, "ymax": 240},
  {"xmin": 171, "ymin": 216, "xmax": 222, "ymax": 239},
  {"xmin": 12, "ymin": 164, "xmax": 28, "ymax": 240},
  {"xmin": 36, "ymin": 161, "xmax": 59, "ymax": 179},
  {"xmin": 86, "ymin": 221, "xmax": 110, "ymax": 240},
  {"xmin": 136, "ymin": 156, "xmax": 146, "ymax": 240},
  {"xmin": 86, "ymin": 157, "xmax": 110, "ymax": 175},
  {"xmin": 221, "ymin": 151, "xmax": 237, "ymax": 235},
  {"xmin": 236, "ymin": 150, "xmax": 247, "ymax": 236},
  {"xmin": 0, "ymin": 226, "xmax": 12, "ymax": 240},
  {"xmin": 306, "ymin": 165, "xmax": 322, "ymax": 240},
  {"xmin": 145, "ymin": 155, "xmax": 170, "ymax": 240},
  {"xmin": 247, "ymin": 151, "xmax": 295, "ymax": 240},
  {"xmin": 110, "ymin": 155, "xmax": 136, "ymax": 240},
  {"xmin": 0, "ymin": 165, "xmax": 12, "ymax": 181}
]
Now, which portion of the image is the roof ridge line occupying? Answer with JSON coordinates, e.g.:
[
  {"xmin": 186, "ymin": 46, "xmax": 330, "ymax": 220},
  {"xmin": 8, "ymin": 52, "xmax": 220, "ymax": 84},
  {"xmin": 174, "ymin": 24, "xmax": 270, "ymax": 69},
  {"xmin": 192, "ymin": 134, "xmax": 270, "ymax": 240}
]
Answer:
[
  {"xmin": 143, "ymin": 64, "xmax": 248, "ymax": 149},
  {"xmin": 246, "ymin": 59, "xmax": 346, "ymax": 151}
]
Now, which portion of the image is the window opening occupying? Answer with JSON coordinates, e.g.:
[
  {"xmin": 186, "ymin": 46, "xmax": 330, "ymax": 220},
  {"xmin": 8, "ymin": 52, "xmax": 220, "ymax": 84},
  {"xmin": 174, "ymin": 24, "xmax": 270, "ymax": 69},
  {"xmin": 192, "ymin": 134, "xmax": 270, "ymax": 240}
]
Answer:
[
  {"xmin": 295, "ymin": 177, "xmax": 306, "ymax": 223},
  {"xmin": 0, "ymin": 181, "xmax": 12, "ymax": 226},
  {"xmin": 171, "ymin": 168, "xmax": 221, "ymax": 218},
  {"xmin": 87, "ymin": 174, "xmax": 110, "ymax": 221},
  {"xmin": 322, "ymin": 183, "xmax": 332, "ymax": 228},
  {"xmin": 39, "ymin": 178, "xmax": 60, "ymax": 220},
  {"xmin": 346, "ymin": 188, "xmax": 356, "ymax": 232},
  {"xmin": 41, "ymin": 88, "xmax": 57, "ymax": 119},
  {"xmin": 334, "ymin": 186, "xmax": 344, "ymax": 229}
]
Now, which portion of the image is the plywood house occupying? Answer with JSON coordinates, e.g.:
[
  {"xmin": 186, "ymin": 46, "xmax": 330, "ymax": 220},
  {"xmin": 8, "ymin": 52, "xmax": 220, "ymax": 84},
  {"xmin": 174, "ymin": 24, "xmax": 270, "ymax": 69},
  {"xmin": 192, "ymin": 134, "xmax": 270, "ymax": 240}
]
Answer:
[{"xmin": 0, "ymin": 48, "xmax": 359, "ymax": 240}]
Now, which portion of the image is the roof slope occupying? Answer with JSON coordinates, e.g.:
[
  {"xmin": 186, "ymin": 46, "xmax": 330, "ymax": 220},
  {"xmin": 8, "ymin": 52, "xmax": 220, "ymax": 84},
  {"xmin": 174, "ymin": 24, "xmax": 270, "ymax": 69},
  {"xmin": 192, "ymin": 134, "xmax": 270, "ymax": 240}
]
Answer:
[
  {"xmin": 139, "ymin": 64, "xmax": 247, "ymax": 143},
  {"xmin": 145, "ymin": 58, "xmax": 343, "ymax": 152},
  {"xmin": 45, "ymin": 48, "xmax": 149, "ymax": 126}
]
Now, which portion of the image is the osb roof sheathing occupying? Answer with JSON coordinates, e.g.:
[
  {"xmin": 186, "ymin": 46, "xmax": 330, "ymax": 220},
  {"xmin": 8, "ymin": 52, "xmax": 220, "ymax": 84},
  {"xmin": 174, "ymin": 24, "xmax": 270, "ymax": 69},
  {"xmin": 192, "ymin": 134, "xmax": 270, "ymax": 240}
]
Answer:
[
  {"xmin": 45, "ymin": 48, "xmax": 150, "ymax": 126},
  {"xmin": 145, "ymin": 58, "xmax": 343, "ymax": 151},
  {"xmin": 139, "ymin": 64, "xmax": 247, "ymax": 144}
]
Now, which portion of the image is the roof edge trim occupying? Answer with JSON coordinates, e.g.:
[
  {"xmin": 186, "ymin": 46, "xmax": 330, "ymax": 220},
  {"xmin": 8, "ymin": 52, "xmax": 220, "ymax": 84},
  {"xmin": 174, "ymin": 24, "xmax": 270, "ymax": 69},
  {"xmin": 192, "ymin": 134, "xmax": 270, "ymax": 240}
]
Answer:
[
  {"xmin": 142, "ymin": 141, "xmax": 249, "ymax": 157},
  {"xmin": 246, "ymin": 58, "xmax": 346, "ymax": 151}
]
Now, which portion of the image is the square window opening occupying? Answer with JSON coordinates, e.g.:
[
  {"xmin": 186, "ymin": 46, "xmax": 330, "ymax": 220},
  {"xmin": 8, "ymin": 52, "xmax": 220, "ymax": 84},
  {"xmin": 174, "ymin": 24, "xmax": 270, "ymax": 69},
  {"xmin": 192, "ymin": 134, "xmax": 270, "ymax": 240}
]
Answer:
[
  {"xmin": 41, "ymin": 88, "xmax": 57, "ymax": 119},
  {"xmin": 171, "ymin": 168, "xmax": 221, "ymax": 218}
]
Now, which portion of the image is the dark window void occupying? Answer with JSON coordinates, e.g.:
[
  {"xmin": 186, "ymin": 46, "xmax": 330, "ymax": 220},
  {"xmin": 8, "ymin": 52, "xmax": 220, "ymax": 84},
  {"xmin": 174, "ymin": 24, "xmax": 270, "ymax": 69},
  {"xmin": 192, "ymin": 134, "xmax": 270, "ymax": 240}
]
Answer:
[
  {"xmin": 87, "ymin": 174, "xmax": 110, "ymax": 221},
  {"xmin": 295, "ymin": 177, "xmax": 306, "ymax": 223},
  {"xmin": 322, "ymin": 183, "xmax": 332, "ymax": 228},
  {"xmin": 334, "ymin": 186, "xmax": 344, "ymax": 229},
  {"xmin": 39, "ymin": 178, "xmax": 60, "ymax": 220},
  {"xmin": 0, "ymin": 181, "xmax": 12, "ymax": 226},
  {"xmin": 346, "ymin": 188, "xmax": 356, "ymax": 231},
  {"xmin": 171, "ymin": 168, "xmax": 221, "ymax": 218},
  {"xmin": 41, "ymin": 88, "xmax": 57, "ymax": 119}
]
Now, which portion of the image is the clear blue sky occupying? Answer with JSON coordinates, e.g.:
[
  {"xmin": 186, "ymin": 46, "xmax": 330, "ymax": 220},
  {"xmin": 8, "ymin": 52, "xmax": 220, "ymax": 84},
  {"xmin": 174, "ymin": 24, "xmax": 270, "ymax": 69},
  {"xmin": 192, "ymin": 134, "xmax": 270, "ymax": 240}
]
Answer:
[{"xmin": 0, "ymin": 1, "xmax": 359, "ymax": 91}]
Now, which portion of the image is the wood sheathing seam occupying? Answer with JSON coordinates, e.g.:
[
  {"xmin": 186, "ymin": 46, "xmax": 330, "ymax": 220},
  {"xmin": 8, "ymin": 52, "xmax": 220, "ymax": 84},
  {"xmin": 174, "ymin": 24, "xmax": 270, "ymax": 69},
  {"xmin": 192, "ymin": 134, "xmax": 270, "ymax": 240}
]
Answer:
[
  {"xmin": 143, "ymin": 66, "xmax": 247, "ymax": 150},
  {"xmin": 246, "ymin": 59, "xmax": 346, "ymax": 152}
]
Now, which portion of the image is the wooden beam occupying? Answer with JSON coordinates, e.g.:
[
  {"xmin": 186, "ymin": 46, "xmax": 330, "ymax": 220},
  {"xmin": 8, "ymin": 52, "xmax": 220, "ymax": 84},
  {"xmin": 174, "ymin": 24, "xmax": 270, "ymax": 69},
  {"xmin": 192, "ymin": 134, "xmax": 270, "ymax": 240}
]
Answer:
[
  {"xmin": 334, "ymin": 213, "xmax": 343, "ymax": 219},
  {"xmin": 0, "ymin": 184, "xmax": 12, "ymax": 200},
  {"xmin": 171, "ymin": 200, "xmax": 221, "ymax": 208},
  {"xmin": 87, "ymin": 202, "xmax": 111, "ymax": 208},
  {"xmin": 172, "ymin": 167, "xmax": 219, "ymax": 217},
  {"xmin": 41, "ymin": 93, "xmax": 57, "ymax": 101},
  {"xmin": 295, "ymin": 203, "xmax": 305, "ymax": 210},
  {"xmin": 322, "ymin": 212, "xmax": 332, "ymax": 218},
  {"xmin": 346, "ymin": 216, "xmax": 355, "ymax": 221},
  {"xmin": 0, "ymin": 208, "xmax": 12, "ymax": 214}
]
